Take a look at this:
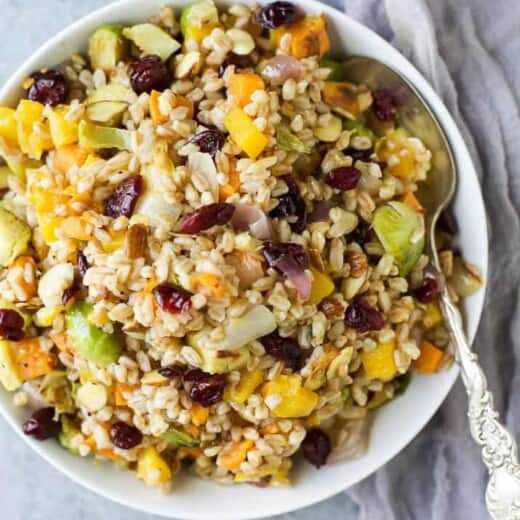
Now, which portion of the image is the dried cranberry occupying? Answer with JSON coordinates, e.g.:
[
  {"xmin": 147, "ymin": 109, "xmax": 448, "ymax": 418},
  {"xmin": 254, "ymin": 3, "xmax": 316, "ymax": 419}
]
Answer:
[
  {"xmin": 437, "ymin": 209, "xmax": 458, "ymax": 235},
  {"xmin": 110, "ymin": 421, "xmax": 143, "ymax": 449},
  {"xmin": 260, "ymin": 331, "xmax": 303, "ymax": 371},
  {"xmin": 158, "ymin": 364, "xmax": 186, "ymax": 378},
  {"xmin": 218, "ymin": 53, "xmax": 252, "ymax": 77},
  {"xmin": 255, "ymin": 1, "xmax": 303, "ymax": 29},
  {"xmin": 372, "ymin": 89, "xmax": 398, "ymax": 122},
  {"xmin": 105, "ymin": 175, "xmax": 143, "ymax": 218},
  {"xmin": 414, "ymin": 276, "xmax": 440, "ymax": 303},
  {"xmin": 184, "ymin": 369, "xmax": 226, "ymax": 407},
  {"xmin": 128, "ymin": 55, "xmax": 170, "ymax": 94},
  {"xmin": 343, "ymin": 147, "xmax": 373, "ymax": 163},
  {"xmin": 178, "ymin": 203, "xmax": 235, "ymax": 234},
  {"xmin": 301, "ymin": 428, "xmax": 331, "ymax": 468},
  {"xmin": 153, "ymin": 283, "xmax": 192, "ymax": 314},
  {"xmin": 325, "ymin": 166, "xmax": 362, "ymax": 191},
  {"xmin": 344, "ymin": 296, "xmax": 385, "ymax": 333},
  {"xmin": 27, "ymin": 70, "xmax": 69, "ymax": 106},
  {"xmin": 263, "ymin": 241, "xmax": 308, "ymax": 271},
  {"xmin": 189, "ymin": 129, "xmax": 227, "ymax": 158},
  {"xmin": 22, "ymin": 407, "xmax": 59, "ymax": 440},
  {"xmin": 269, "ymin": 175, "xmax": 307, "ymax": 233},
  {"xmin": 61, "ymin": 285, "xmax": 78, "ymax": 306},
  {"xmin": 77, "ymin": 251, "xmax": 89, "ymax": 278},
  {"xmin": 346, "ymin": 221, "xmax": 371, "ymax": 246},
  {"xmin": 0, "ymin": 308, "xmax": 25, "ymax": 341}
]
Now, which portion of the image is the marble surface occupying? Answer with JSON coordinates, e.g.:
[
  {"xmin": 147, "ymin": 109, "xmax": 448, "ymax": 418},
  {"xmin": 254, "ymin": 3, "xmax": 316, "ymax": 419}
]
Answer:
[{"xmin": 0, "ymin": 1, "xmax": 359, "ymax": 519}]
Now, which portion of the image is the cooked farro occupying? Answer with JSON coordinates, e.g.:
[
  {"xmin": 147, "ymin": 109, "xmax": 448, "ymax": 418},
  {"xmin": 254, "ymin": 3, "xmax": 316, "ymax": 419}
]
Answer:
[{"xmin": 0, "ymin": 0, "xmax": 482, "ymax": 490}]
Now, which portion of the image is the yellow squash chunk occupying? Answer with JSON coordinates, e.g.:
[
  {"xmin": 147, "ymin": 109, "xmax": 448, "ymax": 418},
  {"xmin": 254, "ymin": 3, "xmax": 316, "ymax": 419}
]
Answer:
[
  {"xmin": 376, "ymin": 129, "xmax": 417, "ymax": 178},
  {"xmin": 190, "ymin": 272, "xmax": 225, "ymax": 297},
  {"xmin": 271, "ymin": 16, "xmax": 330, "ymax": 58},
  {"xmin": 137, "ymin": 446, "xmax": 172, "ymax": 486},
  {"xmin": 48, "ymin": 106, "xmax": 79, "ymax": 147},
  {"xmin": 262, "ymin": 374, "xmax": 318, "ymax": 418},
  {"xmin": 37, "ymin": 214, "xmax": 63, "ymax": 244},
  {"xmin": 191, "ymin": 402, "xmax": 209, "ymax": 426},
  {"xmin": 224, "ymin": 107, "xmax": 268, "ymax": 159},
  {"xmin": 415, "ymin": 340, "xmax": 444, "ymax": 373},
  {"xmin": 59, "ymin": 216, "xmax": 92, "ymax": 241},
  {"xmin": 0, "ymin": 107, "xmax": 18, "ymax": 145},
  {"xmin": 224, "ymin": 367, "xmax": 263, "ymax": 404},
  {"xmin": 15, "ymin": 100, "xmax": 51, "ymax": 159},
  {"xmin": 218, "ymin": 439, "xmax": 254, "ymax": 471},
  {"xmin": 361, "ymin": 340, "xmax": 397, "ymax": 380},
  {"xmin": 0, "ymin": 340, "xmax": 23, "ymax": 391},
  {"xmin": 0, "ymin": 206, "xmax": 31, "ymax": 267},
  {"xmin": 9, "ymin": 337, "xmax": 56, "ymax": 381},
  {"xmin": 308, "ymin": 267, "xmax": 334, "ymax": 305},
  {"xmin": 422, "ymin": 301, "xmax": 443, "ymax": 329},
  {"xmin": 322, "ymin": 82, "xmax": 360, "ymax": 119},
  {"xmin": 229, "ymin": 73, "xmax": 265, "ymax": 107}
]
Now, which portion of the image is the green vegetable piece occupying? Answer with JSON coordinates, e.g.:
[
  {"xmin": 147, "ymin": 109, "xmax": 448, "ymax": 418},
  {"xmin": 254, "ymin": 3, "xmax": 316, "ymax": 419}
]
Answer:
[
  {"xmin": 187, "ymin": 333, "xmax": 250, "ymax": 374},
  {"xmin": 59, "ymin": 415, "xmax": 80, "ymax": 452},
  {"xmin": 65, "ymin": 301, "xmax": 122, "ymax": 367},
  {"xmin": 122, "ymin": 23, "xmax": 181, "ymax": 61},
  {"xmin": 89, "ymin": 25, "xmax": 127, "ymax": 72},
  {"xmin": 372, "ymin": 201, "xmax": 425, "ymax": 276},
  {"xmin": 0, "ymin": 206, "xmax": 31, "ymax": 267},
  {"xmin": 343, "ymin": 119, "xmax": 375, "ymax": 141},
  {"xmin": 78, "ymin": 120, "xmax": 133, "ymax": 151},
  {"xmin": 162, "ymin": 428, "xmax": 200, "ymax": 447},
  {"xmin": 394, "ymin": 372, "xmax": 412, "ymax": 397},
  {"xmin": 319, "ymin": 59, "xmax": 343, "ymax": 81},
  {"xmin": 276, "ymin": 126, "xmax": 310, "ymax": 153},
  {"xmin": 86, "ymin": 84, "xmax": 137, "ymax": 125},
  {"xmin": 41, "ymin": 370, "xmax": 75, "ymax": 414},
  {"xmin": 180, "ymin": 1, "xmax": 219, "ymax": 39},
  {"xmin": 0, "ymin": 340, "xmax": 22, "ymax": 391}
]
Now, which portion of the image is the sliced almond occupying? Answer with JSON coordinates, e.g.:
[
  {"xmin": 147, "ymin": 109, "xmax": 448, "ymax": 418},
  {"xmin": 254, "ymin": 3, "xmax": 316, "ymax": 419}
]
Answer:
[
  {"xmin": 226, "ymin": 28, "xmax": 255, "ymax": 56},
  {"xmin": 125, "ymin": 224, "xmax": 148, "ymax": 260},
  {"xmin": 175, "ymin": 51, "xmax": 201, "ymax": 79}
]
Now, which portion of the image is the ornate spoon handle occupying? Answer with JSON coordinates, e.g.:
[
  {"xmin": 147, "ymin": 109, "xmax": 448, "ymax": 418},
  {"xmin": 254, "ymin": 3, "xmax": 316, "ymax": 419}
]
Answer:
[{"xmin": 441, "ymin": 293, "xmax": 520, "ymax": 519}]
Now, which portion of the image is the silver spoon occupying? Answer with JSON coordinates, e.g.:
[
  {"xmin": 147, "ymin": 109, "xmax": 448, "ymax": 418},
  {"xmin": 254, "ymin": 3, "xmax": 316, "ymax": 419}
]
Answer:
[{"xmin": 341, "ymin": 55, "xmax": 520, "ymax": 520}]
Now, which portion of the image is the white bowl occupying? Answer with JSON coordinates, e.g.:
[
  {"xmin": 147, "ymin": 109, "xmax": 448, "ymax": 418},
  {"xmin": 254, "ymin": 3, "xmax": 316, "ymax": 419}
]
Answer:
[{"xmin": 0, "ymin": 0, "xmax": 488, "ymax": 518}]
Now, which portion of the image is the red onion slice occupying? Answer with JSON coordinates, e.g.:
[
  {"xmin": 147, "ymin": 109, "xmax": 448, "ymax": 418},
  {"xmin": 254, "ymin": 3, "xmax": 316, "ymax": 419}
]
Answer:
[
  {"xmin": 274, "ymin": 255, "xmax": 311, "ymax": 299},
  {"xmin": 261, "ymin": 55, "xmax": 305, "ymax": 86},
  {"xmin": 231, "ymin": 204, "xmax": 273, "ymax": 239},
  {"xmin": 308, "ymin": 201, "xmax": 332, "ymax": 223}
]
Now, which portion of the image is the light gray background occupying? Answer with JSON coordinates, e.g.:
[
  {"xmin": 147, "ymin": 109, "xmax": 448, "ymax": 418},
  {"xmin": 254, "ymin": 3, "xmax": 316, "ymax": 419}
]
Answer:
[{"xmin": 0, "ymin": 1, "xmax": 358, "ymax": 519}]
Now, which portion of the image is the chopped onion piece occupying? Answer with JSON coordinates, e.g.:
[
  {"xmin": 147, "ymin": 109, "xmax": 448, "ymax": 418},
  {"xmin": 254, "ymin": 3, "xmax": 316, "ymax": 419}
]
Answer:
[
  {"xmin": 275, "ymin": 255, "xmax": 311, "ymax": 300},
  {"xmin": 328, "ymin": 418, "xmax": 370, "ymax": 464},
  {"xmin": 231, "ymin": 204, "xmax": 273, "ymax": 239},
  {"xmin": 219, "ymin": 305, "xmax": 277, "ymax": 351},
  {"xmin": 189, "ymin": 152, "xmax": 219, "ymax": 200}
]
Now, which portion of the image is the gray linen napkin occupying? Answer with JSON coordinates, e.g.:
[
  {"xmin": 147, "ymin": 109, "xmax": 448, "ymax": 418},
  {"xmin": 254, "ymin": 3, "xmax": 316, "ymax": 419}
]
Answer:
[{"xmin": 338, "ymin": 0, "xmax": 520, "ymax": 519}]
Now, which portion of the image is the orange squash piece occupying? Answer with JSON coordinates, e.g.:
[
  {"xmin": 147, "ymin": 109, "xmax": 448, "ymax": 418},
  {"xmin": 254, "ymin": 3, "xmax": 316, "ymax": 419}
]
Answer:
[
  {"xmin": 219, "ymin": 157, "xmax": 240, "ymax": 200},
  {"xmin": 55, "ymin": 144, "xmax": 89, "ymax": 175},
  {"xmin": 149, "ymin": 90, "xmax": 169, "ymax": 123},
  {"xmin": 272, "ymin": 16, "xmax": 330, "ymax": 58},
  {"xmin": 219, "ymin": 439, "xmax": 254, "ymax": 471},
  {"xmin": 115, "ymin": 382, "xmax": 136, "ymax": 406},
  {"xmin": 415, "ymin": 341, "xmax": 444, "ymax": 374},
  {"xmin": 401, "ymin": 190, "xmax": 424, "ymax": 213},
  {"xmin": 191, "ymin": 402, "xmax": 209, "ymax": 426},
  {"xmin": 9, "ymin": 338, "xmax": 55, "ymax": 380},
  {"xmin": 59, "ymin": 216, "xmax": 92, "ymax": 241},
  {"xmin": 229, "ymin": 73, "xmax": 265, "ymax": 107},
  {"xmin": 8, "ymin": 256, "xmax": 37, "ymax": 299}
]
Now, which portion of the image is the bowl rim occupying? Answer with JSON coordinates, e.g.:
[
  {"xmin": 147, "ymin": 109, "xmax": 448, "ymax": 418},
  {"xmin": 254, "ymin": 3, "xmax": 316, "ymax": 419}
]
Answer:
[{"xmin": 0, "ymin": 0, "xmax": 488, "ymax": 518}]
